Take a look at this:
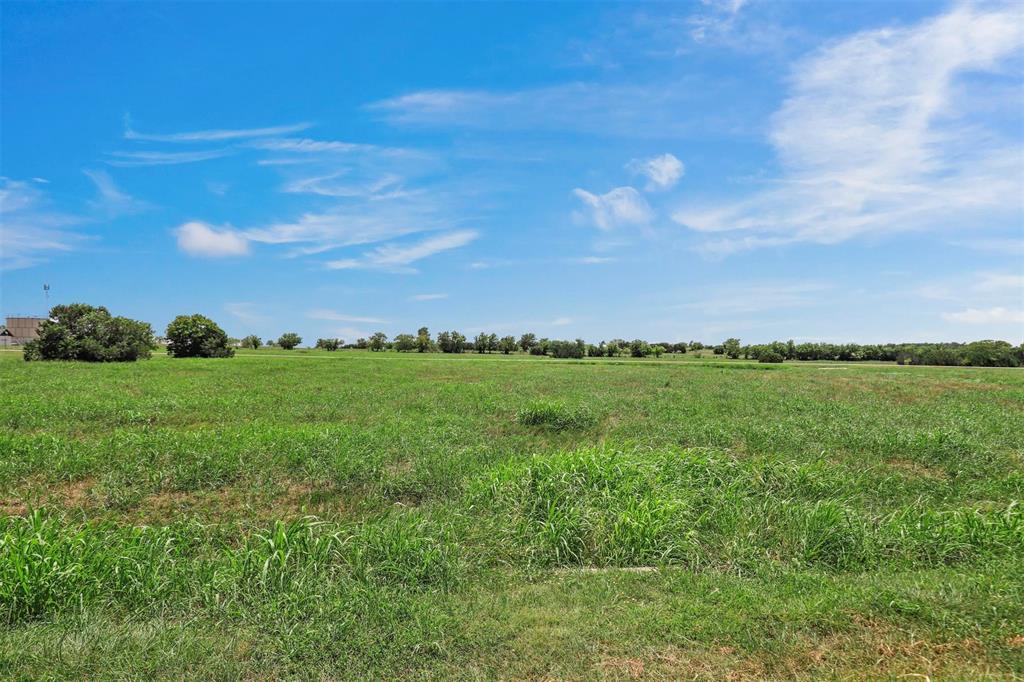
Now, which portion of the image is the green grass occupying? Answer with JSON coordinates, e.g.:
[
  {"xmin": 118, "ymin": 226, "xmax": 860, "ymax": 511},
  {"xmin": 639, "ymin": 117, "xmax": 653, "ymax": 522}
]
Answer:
[{"xmin": 1, "ymin": 349, "xmax": 1022, "ymax": 679}]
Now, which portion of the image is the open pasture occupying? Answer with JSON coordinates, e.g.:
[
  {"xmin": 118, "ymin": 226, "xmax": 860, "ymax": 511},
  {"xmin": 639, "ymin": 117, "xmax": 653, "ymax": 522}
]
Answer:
[{"xmin": 1, "ymin": 350, "xmax": 1022, "ymax": 679}]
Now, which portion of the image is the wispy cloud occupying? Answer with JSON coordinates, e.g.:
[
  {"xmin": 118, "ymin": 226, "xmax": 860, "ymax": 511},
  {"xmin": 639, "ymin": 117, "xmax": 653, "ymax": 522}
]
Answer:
[
  {"xmin": 573, "ymin": 187, "xmax": 652, "ymax": 231},
  {"xmin": 570, "ymin": 256, "xmax": 616, "ymax": 265},
  {"xmin": 83, "ymin": 169, "xmax": 151, "ymax": 216},
  {"xmin": 368, "ymin": 83, "xmax": 725, "ymax": 138},
  {"xmin": 0, "ymin": 178, "xmax": 85, "ymax": 270},
  {"xmin": 245, "ymin": 137, "xmax": 377, "ymax": 154},
  {"xmin": 325, "ymin": 230, "xmax": 478, "ymax": 272},
  {"xmin": 125, "ymin": 122, "xmax": 311, "ymax": 142},
  {"xmin": 307, "ymin": 309, "xmax": 386, "ymax": 324},
  {"xmin": 106, "ymin": 149, "xmax": 231, "ymax": 167},
  {"xmin": 242, "ymin": 204, "xmax": 440, "ymax": 255},
  {"xmin": 224, "ymin": 302, "xmax": 268, "ymax": 324},
  {"xmin": 410, "ymin": 293, "xmax": 448, "ymax": 301},
  {"xmin": 674, "ymin": 281, "xmax": 831, "ymax": 315},
  {"xmin": 627, "ymin": 153, "xmax": 684, "ymax": 191},
  {"xmin": 283, "ymin": 172, "xmax": 405, "ymax": 199},
  {"xmin": 673, "ymin": 4, "xmax": 1024, "ymax": 254},
  {"xmin": 941, "ymin": 307, "xmax": 1024, "ymax": 325},
  {"xmin": 175, "ymin": 221, "xmax": 250, "ymax": 258}
]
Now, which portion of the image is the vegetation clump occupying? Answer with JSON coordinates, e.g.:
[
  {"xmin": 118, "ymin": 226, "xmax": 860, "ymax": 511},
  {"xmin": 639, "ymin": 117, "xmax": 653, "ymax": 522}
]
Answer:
[
  {"xmin": 165, "ymin": 314, "xmax": 234, "ymax": 358},
  {"xmin": 277, "ymin": 333, "xmax": 302, "ymax": 350},
  {"xmin": 515, "ymin": 400, "xmax": 596, "ymax": 430},
  {"xmin": 22, "ymin": 303, "xmax": 153, "ymax": 362}
]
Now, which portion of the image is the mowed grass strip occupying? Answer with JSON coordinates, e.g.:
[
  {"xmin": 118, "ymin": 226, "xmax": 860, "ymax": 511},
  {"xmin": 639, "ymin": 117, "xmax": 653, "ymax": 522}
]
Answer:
[{"xmin": 1, "ymin": 350, "xmax": 1022, "ymax": 679}]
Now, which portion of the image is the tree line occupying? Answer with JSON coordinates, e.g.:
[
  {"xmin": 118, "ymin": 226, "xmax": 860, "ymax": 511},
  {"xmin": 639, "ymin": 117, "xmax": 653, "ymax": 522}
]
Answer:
[{"xmin": 19, "ymin": 304, "xmax": 1024, "ymax": 368}]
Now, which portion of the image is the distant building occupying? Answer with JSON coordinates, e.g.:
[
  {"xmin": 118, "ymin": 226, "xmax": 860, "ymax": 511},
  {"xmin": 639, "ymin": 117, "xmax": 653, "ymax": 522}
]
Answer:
[{"xmin": 1, "ymin": 316, "xmax": 47, "ymax": 346}]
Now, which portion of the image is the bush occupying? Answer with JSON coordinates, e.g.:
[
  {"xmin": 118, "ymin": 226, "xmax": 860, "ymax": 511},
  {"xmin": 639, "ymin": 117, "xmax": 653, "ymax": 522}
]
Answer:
[
  {"xmin": 166, "ymin": 315, "xmax": 234, "ymax": 358},
  {"xmin": 629, "ymin": 339, "xmax": 651, "ymax": 358},
  {"xmin": 23, "ymin": 304, "xmax": 154, "ymax": 362},
  {"xmin": 315, "ymin": 338, "xmax": 340, "ymax": 351},
  {"xmin": 759, "ymin": 350, "xmax": 784, "ymax": 363},
  {"xmin": 278, "ymin": 333, "xmax": 302, "ymax": 350},
  {"xmin": 240, "ymin": 335, "xmax": 261, "ymax": 350},
  {"xmin": 548, "ymin": 339, "xmax": 586, "ymax": 359}
]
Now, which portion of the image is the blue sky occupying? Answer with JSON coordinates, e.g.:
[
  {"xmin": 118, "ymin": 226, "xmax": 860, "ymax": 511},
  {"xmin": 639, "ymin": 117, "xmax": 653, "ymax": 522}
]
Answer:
[{"xmin": 2, "ymin": 0, "xmax": 1022, "ymax": 345}]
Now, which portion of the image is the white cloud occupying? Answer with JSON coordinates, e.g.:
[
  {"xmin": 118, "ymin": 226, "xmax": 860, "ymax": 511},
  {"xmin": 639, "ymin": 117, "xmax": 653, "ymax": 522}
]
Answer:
[
  {"xmin": 973, "ymin": 273, "xmax": 1024, "ymax": 294},
  {"xmin": 283, "ymin": 172, "xmax": 404, "ymax": 198},
  {"xmin": 942, "ymin": 307, "xmax": 1024, "ymax": 324},
  {"xmin": 551, "ymin": 317, "xmax": 573, "ymax": 326},
  {"xmin": 673, "ymin": 5, "xmax": 1024, "ymax": 254},
  {"xmin": 571, "ymin": 256, "xmax": 616, "ymax": 264},
  {"xmin": 325, "ymin": 230, "xmax": 478, "ymax": 272},
  {"xmin": 84, "ymin": 169, "xmax": 150, "ymax": 216},
  {"xmin": 244, "ymin": 137, "xmax": 395, "ymax": 155},
  {"xmin": 368, "ymin": 83, "xmax": 720, "ymax": 138},
  {"xmin": 124, "ymin": 122, "xmax": 311, "ymax": 142},
  {"xmin": 689, "ymin": 0, "xmax": 751, "ymax": 44},
  {"xmin": 0, "ymin": 178, "xmax": 84, "ymax": 270},
  {"xmin": 573, "ymin": 186, "xmax": 652, "ymax": 230},
  {"xmin": 175, "ymin": 221, "xmax": 250, "ymax": 257},
  {"xmin": 410, "ymin": 293, "xmax": 448, "ymax": 301},
  {"xmin": 627, "ymin": 153, "xmax": 684, "ymax": 191},
  {"xmin": 306, "ymin": 309, "xmax": 386, "ymax": 324},
  {"xmin": 106, "ymin": 149, "xmax": 231, "ymax": 167},
  {"xmin": 242, "ymin": 204, "xmax": 440, "ymax": 256}
]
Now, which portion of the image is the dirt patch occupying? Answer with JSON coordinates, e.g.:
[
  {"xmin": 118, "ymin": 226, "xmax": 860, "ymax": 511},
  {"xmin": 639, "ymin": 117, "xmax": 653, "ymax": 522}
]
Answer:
[
  {"xmin": 1, "ymin": 476, "xmax": 99, "ymax": 517},
  {"xmin": 887, "ymin": 459, "xmax": 949, "ymax": 480}
]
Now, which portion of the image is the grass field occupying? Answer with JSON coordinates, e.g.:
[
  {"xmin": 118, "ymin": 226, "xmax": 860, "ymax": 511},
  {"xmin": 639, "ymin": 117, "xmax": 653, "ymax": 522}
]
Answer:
[{"xmin": 1, "ymin": 349, "xmax": 1022, "ymax": 680}]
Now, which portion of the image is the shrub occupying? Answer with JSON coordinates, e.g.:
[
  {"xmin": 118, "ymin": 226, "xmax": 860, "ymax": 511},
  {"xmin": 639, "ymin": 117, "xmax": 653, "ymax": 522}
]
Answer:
[
  {"xmin": 516, "ymin": 400, "xmax": 596, "ymax": 430},
  {"xmin": 629, "ymin": 339, "xmax": 651, "ymax": 358},
  {"xmin": 759, "ymin": 350, "xmax": 784, "ymax": 363},
  {"xmin": 241, "ymin": 334, "xmax": 261, "ymax": 350},
  {"xmin": 23, "ymin": 303, "xmax": 154, "ymax": 362},
  {"xmin": 393, "ymin": 334, "xmax": 416, "ymax": 352},
  {"xmin": 166, "ymin": 314, "xmax": 234, "ymax": 358},
  {"xmin": 277, "ymin": 333, "xmax": 302, "ymax": 350},
  {"xmin": 548, "ymin": 339, "xmax": 586, "ymax": 359},
  {"xmin": 316, "ymin": 338, "xmax": 341, "ymax": 351}
]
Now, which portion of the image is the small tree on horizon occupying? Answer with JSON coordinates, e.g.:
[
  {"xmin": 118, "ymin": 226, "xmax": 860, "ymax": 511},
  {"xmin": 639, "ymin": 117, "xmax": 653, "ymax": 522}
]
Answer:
[
  {"xmin": 278, "ymin": 333, "xmax": 302, "ymax": 350},
  {"xmin": 518, "ymin": 333, "xmax": 537, "ymax": 353},
  {"xmin": 369, "ymin": 332, "xmax": 387, "ymax": 351},
  {"xmin": 241, "ymin": 335, "xmax": 261, "ymax": 350},
  {"xmin": 499, "ymin": 335, "xmax": 517, "ymax": 354}
]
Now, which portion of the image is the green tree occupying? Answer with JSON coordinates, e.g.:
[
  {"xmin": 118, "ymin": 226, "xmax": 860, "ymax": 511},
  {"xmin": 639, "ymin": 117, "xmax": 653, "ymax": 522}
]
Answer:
[
  {"xmin": 629, "ymin": 339, "xmax": 651, "ymax": 358},
  {"xmin": 23, "ymin": 303, "xmax": 154, "ymax": 362},
  {"xmin": 369, "ymin": 332, "xmax": 387, "ymax": 352},
  {"xmin": 416, "ymin": 327, "xmax": 432, "ymax": 353},
  {"xmin": 166, "ymin": 314, "xmax": 234, "ymax": 358},
  {"xmin": 723, "ymin": 338, "xmax": 742, "ymax": 359},
  {"xmin": 474, "ymin": 332, "xmax": 490, "ymax": 353},
  {"xmin": 241, "ymin": 335, "xmax": 261, "ymax": 350},
  {"xmin": 277, "ymin": 333, "xmax": 302, "ymax": 350},
  {"xmin": 498, "ymin": 335, "xmax": 517, "ymax": 354},
  {"xmin": 393, "ymin": 333, "xmax": 416, "ymax": 352},
  {"xmin": 315, "ymin": 338, "xmax": 340, "ymax": 351},
  {"xmin": 518, "ymin": 333, "xmax": 537, "ymax": 353},
  {"xmin": 651, "ymin": 344, "xmax": 665, "ymax": 358}
]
